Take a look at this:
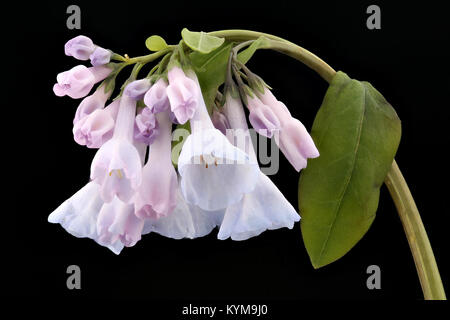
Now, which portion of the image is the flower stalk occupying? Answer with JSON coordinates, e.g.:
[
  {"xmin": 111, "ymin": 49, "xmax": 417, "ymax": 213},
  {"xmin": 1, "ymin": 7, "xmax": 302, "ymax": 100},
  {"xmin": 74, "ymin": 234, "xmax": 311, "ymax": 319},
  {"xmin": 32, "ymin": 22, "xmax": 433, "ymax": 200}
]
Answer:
[{"xmin": 209, "ymin": 29, "xmax": 446, "ymax": 300}]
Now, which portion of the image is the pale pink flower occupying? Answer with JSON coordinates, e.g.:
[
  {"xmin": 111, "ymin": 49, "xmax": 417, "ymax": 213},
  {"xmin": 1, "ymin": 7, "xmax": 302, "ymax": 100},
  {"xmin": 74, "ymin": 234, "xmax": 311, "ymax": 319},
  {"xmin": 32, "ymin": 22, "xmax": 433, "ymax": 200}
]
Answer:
[
  {"xmin": 90, "ymin": 92, "xmax": 143, "ymax": 203},
  {"xmin": 134, "ymin": 111, "xmax": 178, "ymax": 219},
  {"xmin": 166, "ymin": 67, "xmax": 199, "ymax": 124}
]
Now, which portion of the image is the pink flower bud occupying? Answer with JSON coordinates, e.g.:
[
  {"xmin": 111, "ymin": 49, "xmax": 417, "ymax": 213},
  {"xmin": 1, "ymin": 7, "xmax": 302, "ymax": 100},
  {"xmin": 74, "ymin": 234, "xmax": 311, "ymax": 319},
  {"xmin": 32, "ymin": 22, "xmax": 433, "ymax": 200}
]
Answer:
[
  {"xmin": 143, "ymin": 78, "xmax": 170, "ymax": 113},
  {"xmin": 53, "ymin": 65, "xmax": 111, "ymax": 99},
  {"xmin": 166, "ymin": 67, "xmax": 199, "ymax": 124},
  {"xmin": 246, "ymin": 96, "xmax": 281, "ymax": 138}
]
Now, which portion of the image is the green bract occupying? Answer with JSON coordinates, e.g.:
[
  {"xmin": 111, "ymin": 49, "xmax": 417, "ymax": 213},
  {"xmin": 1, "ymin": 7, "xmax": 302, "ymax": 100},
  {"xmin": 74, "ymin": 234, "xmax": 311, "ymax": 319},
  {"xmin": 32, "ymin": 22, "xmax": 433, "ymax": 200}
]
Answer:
[
  {"xmin": 299, "ymin": 71, "xmax": 401, "ymax": 268},
  {"xmin": 237, "ymin": 36, "xmax": 271, "ymax": 64},
  {"xmin": 189, "ymin": 42, "xmax": 233, "ymax": 112},
  {"xmin": 181, "ymin": 28, "xmax": 225, "ymax": 54}
]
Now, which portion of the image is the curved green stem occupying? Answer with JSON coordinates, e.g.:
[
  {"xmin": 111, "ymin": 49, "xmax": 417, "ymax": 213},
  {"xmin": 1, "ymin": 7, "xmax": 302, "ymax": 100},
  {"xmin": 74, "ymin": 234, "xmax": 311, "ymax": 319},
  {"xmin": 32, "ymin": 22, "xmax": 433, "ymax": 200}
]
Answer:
[
  {"xmin": 210, "ymin": 29, "xmax": 446, "ymax": 300},
  {"xmin": 385, "ymin": 161, "xmax": 446, "ymax": 300},
  {"xmin": 209, "ymin": 29, "xmax": 336, "ymax": 83},
  {"xmin": 124, "ymin": 47, "xmax": 173, "ymax": 65}
]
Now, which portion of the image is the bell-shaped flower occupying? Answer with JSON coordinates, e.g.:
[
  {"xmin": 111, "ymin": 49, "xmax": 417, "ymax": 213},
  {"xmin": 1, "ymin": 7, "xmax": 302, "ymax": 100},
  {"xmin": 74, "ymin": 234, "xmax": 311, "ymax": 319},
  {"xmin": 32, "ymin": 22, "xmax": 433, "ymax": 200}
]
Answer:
[
  {"xmin": 96, "ymin": 196, "xmax": 144, "ymax": 248},
  {"xmin": 124, "ymin": 78, "xmax": 152, "ymax": 101},
  {"xmin": 48, "ymin": 182, "xmax": 124, "ymax": 254},
  {"xmin": 90, "ymin": 91, "xmax": 143, "ymax": 203},
  {"xmin": 134, "ymin": 107, "xmax": 159, "ymax": 145},
  {"xmin": 64, "ymin": 35, "xmax": 96, "ymax": 60},
  {"xmin": 166, "ymin": 67, "xmax": 199, "ymax": 124},
  {"xmin": 90, "ymin": 47, "xmax": 112, "ymax": 66},
  {"xmin": 143, "ymin": 78, "xmax": 170, "ymax": 113},
  {"xmin": 217, "ymin": 91, "xmax": 300, "ymax": 240},
  {"xmin": 53, "ymin": 65, "xmax": 112, "ymax": 99},
  {"xmin": 134, "ymin": 111, "xmax": 178, "ymax": 219},
  {"xmin": 258, "ymin": 88, "xmax": 319, "ymax": 171},
  {"xmin": 246, "ymin": 95, "xmax": 281, "ymax": 138},
  {"xmin": 142, "ymin": 182, "xmax": 224, "ymax": 239},
  {"xmin": 178, "ymin": 75, "xmax": 259, "ymax": 211}
]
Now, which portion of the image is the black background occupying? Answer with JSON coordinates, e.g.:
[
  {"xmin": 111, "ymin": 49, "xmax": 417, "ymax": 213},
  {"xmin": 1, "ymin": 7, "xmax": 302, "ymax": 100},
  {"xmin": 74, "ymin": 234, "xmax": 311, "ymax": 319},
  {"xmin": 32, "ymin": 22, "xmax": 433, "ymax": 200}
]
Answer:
[{"xmin": 5, "ymin": 0, "xmax": 449, "ymax": 310}]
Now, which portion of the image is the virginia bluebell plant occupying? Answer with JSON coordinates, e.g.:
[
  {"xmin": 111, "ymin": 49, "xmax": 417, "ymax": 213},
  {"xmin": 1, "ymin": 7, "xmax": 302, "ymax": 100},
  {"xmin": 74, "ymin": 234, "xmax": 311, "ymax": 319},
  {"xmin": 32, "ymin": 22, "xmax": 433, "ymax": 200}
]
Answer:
[{"xmin": 47, "ymin": 29, "xmax": 446, "ymax": 300}]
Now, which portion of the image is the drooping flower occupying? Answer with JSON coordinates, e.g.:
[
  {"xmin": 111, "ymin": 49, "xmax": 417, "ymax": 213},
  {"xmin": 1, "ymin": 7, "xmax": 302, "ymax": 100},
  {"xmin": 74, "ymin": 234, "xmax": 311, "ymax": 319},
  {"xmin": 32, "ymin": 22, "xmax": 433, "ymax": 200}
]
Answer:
[
  {"xmin": 90, "ymin": 47, "xmax": 112, "ymax": 67},
  {"xmin": 96, "ymin": 196, "xmax": 144, "ymax": 248},
  {"xmin": 64, "ymin": 35, "xmax": 96, "ymax": 60},
  {"xmin": 142, "ymin": 182, "xmax": 224, "ymax": 239},
  {"xmin": 124, "ymin": 79, "xmax": 152, "ymax": 101},
  {"xmin": 134, "ymin": 111, "xmax": 178, "ymax": 219},
  {"xmin": 166, "ymin": 67, "xmax": 199, "ymax": 124},
  {"xmin": 143, "ymin": 78, "xmax": 170, "ymax": 113},
  {"xmin": 246, "ymin": 94, "xmax": 281, "ymax": 138},
  {"xmin": 48, "ymin": 182, "xmax": 124, "ymax": 254},
  {"xmin": 53, "ymin": 65, "xmax": 112, "ymax": 99},
  {"xmin": 178, "ymin": 73, "xmax": 259, "ymax": 211},
  {"xmin": 90, "ymin": 91, "xmax": 143, "ymax": 203},
  {"xmin": 134, "ymin": 107, "xmax": 159, "ymax": 145},
  {"xmin": 217, "ymin": 90, "xmax": 300, "ymax": 240},
  {"xmin": 258, "ymin": 88, "xmax": 319, "ymax": 171}
]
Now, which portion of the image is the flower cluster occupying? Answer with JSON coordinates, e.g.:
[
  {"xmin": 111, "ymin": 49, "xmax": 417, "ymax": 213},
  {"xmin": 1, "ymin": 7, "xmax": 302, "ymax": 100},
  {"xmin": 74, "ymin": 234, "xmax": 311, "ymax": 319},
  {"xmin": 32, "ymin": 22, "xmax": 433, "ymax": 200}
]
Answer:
[{"xmin": 48, "ymin": 35, "xmax": 319, "ymax": 254}]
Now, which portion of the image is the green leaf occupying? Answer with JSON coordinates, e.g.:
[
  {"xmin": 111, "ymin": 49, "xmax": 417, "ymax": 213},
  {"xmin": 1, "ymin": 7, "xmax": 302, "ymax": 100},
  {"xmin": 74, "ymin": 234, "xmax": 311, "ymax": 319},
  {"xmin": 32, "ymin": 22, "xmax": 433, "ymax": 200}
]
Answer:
[
  {"xmin": 299, "ymin": 71, "xmax": 401, "ymax": 269},
  {"xmin": 181, "ymin": 28, "xmax": 224, "ymax": 54},
  {"xmin": 189, "ymin": 42, "xmax": 233, "ymax": 112},
  {"xmin": 145, "ymin": 35, "xmax": 168, "ymax": 51},
  {"xmin": 237, "ymin": 36, "xmax": 271, "ymax": 64}
]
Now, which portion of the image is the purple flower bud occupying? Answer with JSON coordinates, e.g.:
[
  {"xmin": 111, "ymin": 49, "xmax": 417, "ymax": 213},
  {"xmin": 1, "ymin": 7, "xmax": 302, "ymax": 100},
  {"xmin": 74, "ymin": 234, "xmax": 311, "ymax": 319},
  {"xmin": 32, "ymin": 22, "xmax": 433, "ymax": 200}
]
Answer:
[
  {"xmin": 90, "ymin": 47, "xmax": 112, "ymax": 66},
  {"xmin": 64, "ymin": 35, "xmax": 96, "ymax": 60},
  {"xmin": 211, "ymin": 109, "xmax": 231, "ymax": 135},
  {"xmin": 124, "ymin": 79, "xmax": 151, "ymax": 101},
  {"xmin": 134, "ymin": 107, "xmax": 159, "ymax": 145}
]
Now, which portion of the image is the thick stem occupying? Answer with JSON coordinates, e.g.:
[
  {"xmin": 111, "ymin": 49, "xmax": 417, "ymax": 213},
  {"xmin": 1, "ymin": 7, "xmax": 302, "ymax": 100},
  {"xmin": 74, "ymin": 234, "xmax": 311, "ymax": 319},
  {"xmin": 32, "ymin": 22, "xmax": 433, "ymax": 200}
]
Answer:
[
  {"xmin": 384, "ymin": 161, "xmax": 446, "ymax": 300},
  {"xmin": 210, "ymin": 29, "xmax": 447, "ymax": 300}
]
